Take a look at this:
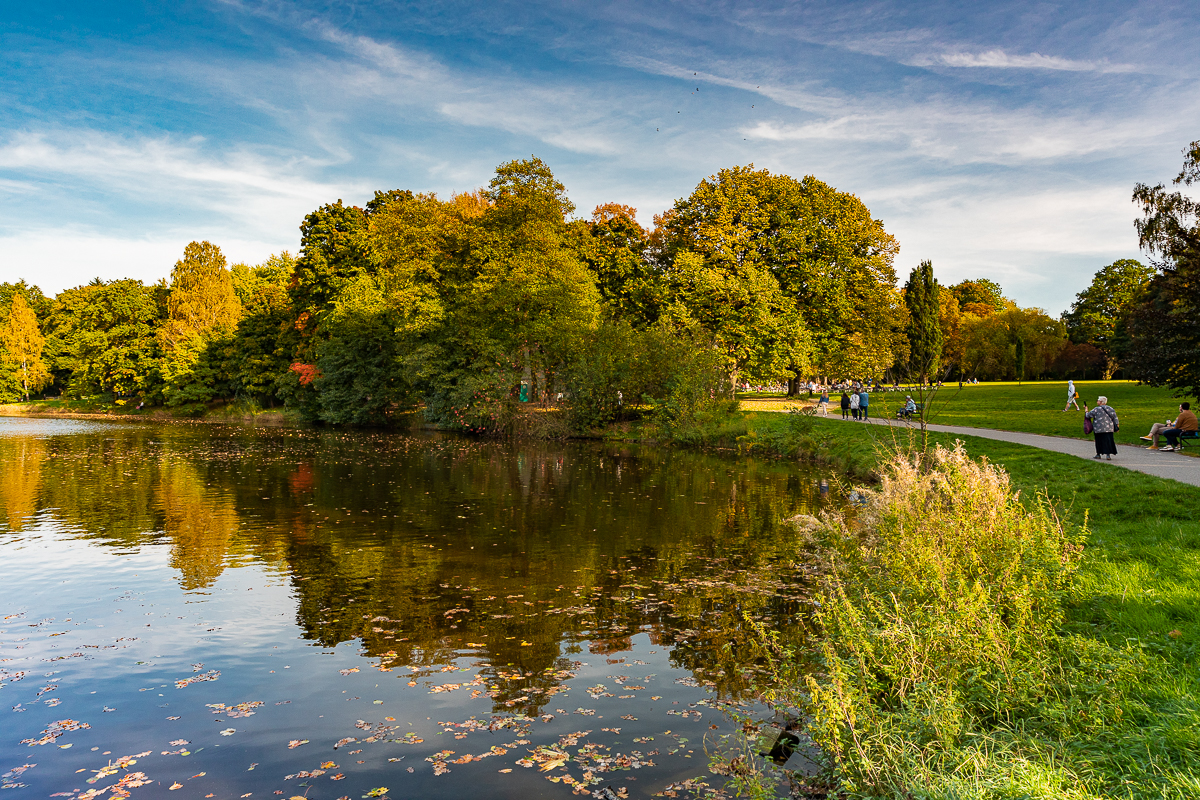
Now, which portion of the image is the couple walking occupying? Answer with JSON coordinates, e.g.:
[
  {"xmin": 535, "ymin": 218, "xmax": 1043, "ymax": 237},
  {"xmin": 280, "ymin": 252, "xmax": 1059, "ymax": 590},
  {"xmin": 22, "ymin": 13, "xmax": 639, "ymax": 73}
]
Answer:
[{"xmin": 840, "ymin": 388, "xmax": 869, "ymax": 421}]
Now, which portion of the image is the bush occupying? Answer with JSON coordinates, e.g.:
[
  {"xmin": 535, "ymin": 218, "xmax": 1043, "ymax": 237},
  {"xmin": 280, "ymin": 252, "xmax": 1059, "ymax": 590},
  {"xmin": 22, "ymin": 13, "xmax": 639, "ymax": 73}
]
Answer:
[{"xmin": 762, "ymin": 444, "xmax": 1094, "ymax": 796}]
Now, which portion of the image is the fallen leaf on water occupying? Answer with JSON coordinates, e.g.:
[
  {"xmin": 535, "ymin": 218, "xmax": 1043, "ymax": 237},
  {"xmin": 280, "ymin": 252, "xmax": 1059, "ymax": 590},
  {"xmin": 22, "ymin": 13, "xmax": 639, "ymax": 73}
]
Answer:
[
  {"xmin": 220, "ymin": 729, "xmax": 235, "ymax": 736},
  {"xmin": 339, "ymin": 668, "xmax": 359, "ymax": 675},
  {"xmin": 320, "ymin": 761, "xmax": 337, "ymax": 769},
  {"xmin": 330, "ymin": 774, "xmax": 345, "ymax": 780},
  {"xmin": 190, "ymin": 773, "xmax": 206, "ymax": 778},
  {"xmin": 287, "ymin": 740, "xmax": 308, "ymax": 749},
  {"xmin": 169, "ymin": 783, "xmax": 182, "ymax": 790}
]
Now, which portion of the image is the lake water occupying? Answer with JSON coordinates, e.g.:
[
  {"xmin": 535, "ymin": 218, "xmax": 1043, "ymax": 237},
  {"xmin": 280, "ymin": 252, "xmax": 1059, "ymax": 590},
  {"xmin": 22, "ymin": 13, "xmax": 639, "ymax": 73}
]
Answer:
[{"xmin": 0, "ymin": 418, "xmax": 835, "ymax": 800}]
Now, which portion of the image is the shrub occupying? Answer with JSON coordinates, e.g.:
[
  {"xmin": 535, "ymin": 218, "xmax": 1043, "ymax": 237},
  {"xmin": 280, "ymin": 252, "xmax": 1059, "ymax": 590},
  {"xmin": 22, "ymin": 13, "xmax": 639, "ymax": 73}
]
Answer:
[{"xmin": 773, "ymin": 444, "xmax": 1091, "ymax": 795}]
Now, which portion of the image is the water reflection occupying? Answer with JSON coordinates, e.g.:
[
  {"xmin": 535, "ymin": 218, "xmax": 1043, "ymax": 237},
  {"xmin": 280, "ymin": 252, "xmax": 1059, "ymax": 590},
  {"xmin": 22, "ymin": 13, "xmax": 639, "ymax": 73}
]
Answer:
[{"xmin": 0, "ymin": 418, "xmax": 836, "ymax": 798}]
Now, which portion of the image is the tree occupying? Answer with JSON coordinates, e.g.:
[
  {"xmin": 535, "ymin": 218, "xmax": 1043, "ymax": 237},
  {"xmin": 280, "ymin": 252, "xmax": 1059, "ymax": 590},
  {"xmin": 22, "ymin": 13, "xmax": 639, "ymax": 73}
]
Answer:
[
  {"xmin": 1063, "ymin": 258, "xmax": 1154, "ymax": 376},
  {"xmin": 0, "ymin": 295, "xmax": 50, "ymax": 401},
  {"xmin": 950, "ymin": 279, "xmax": 1005, "ymax": 316},
  {"xmin": 1015, "ymin": 337, "xmax": 1026, "ymax": 384},
  {"xmin": 1119, "ymin": 139, "xmax": 1200, "ymax": 400},
  {"xmin": 904, "ymin": 261, "xmax": 943, "ymax": 383},
  {"xmin": 656, "ymin": 166, "xmax": 900, "ymax": 388},
  {"xmin": 959, "ymin": 306, "xmax": 1066, "ymax": 381},
  {"xmin": 43, "ymin": 279, "xmax": 164, "ymax": 400},
  {"xmin": 158, "ymin": 241, "xmax": 242, "ymax": 408}
]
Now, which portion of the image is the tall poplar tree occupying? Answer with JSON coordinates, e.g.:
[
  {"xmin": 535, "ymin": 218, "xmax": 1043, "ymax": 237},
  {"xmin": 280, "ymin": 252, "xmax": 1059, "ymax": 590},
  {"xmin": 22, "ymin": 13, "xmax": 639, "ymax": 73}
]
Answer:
[
  {"xmin": 904, "ymin": 260, "xmax": 943, "ymax": 384},
  {"xmin": 0, "ymin": 294, "xmax": 50, "ymax": 401}
]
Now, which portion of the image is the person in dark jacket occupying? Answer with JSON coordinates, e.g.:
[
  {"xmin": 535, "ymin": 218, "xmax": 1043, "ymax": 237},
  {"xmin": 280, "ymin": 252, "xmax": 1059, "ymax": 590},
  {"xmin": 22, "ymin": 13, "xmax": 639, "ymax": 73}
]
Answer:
[
  {"xmin": 1084, "ymin": 396, "xmax": 1119, "ymax": 460},
  {"xmin": 840, "ymin": 391, "xmax": 851, "ymax": 419}
]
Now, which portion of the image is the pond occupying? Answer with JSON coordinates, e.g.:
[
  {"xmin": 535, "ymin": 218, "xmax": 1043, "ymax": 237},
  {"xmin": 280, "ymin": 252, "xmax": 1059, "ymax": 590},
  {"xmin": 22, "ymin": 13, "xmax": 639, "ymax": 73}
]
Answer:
[{"xmin": 0, "ymin": 418, "xmax": 837, "ymax": 800}]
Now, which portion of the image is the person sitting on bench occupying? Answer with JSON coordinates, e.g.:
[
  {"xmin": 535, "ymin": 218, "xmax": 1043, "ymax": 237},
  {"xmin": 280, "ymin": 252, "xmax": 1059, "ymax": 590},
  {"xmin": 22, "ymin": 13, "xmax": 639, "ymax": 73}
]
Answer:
[
  {"xmin": 1155, "ymin": 402, "xmax": 1199, "ymax": 451},
  {"xmin": 900, "ymin": 396, "xmax": 917, "ymax": 419}
]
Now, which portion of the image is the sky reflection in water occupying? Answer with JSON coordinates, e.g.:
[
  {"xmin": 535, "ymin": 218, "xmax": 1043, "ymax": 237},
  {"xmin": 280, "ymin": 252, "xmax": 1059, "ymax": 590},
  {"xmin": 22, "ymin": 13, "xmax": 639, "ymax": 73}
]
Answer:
[{"xmin": 0, "ymin": 418, "xmax": 835, "ymax": 799}]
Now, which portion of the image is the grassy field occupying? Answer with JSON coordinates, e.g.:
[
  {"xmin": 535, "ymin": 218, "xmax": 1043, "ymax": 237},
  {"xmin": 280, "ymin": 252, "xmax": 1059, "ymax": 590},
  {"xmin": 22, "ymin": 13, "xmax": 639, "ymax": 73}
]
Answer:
[
  {"xmin": 741, "ymin": 380, "xmax": 1198, "ymax": 448},
  {"xmin": 734, "ymin": 413, "xmax": 1200, "ymax": 797}
]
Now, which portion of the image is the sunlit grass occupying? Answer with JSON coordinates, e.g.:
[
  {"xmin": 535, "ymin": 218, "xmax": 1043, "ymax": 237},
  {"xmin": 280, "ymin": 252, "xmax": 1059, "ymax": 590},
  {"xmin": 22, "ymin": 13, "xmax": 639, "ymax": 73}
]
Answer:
[{"xmin": 741, "ymin": 381, "xmax": 1196, "ymax": 448}]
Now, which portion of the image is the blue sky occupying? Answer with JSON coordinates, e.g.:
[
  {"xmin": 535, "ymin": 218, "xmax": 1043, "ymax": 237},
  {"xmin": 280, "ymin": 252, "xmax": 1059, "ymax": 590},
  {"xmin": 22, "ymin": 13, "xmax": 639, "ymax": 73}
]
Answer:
[{"xmin": 1, "ymin": 1, "xmax": 1196, "ymax": 314}]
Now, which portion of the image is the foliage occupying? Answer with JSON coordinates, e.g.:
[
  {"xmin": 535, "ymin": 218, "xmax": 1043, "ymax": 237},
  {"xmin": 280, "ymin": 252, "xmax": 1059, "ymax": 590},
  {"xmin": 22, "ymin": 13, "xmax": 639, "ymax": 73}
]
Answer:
[
  {"xmin": 789, "ymin": 445, "xmax": 1087, "ymax": 795},
  {"xmin": 1116, "ymin": 243, "xmax": 1200, "ymax": 399},
  {"xmin": 903, "ymin": 260, "xmax": 942, "ymax": 382},
  {"xmin": 312, "ymin": 275, "xmax": 411, "ymax": 425},
  {"xmin": 1132, "ymin": 138, "xmax": 1200, "ymax": 257},
  {"xmin": 949, "ymin": 278, "xmax": 1006, "ymax": 316},
  {"xmin": 1119, "ymin": 141, "xmax": 1200, "ymax": 399},
  {"xmin": 42, "ymin": 279, "xmax": 165, "ymax": 400},
  {"xmin": 958, "ymin": 306, "xmax": 1066, "ymax": 381},
  {"xmin": 158, "ymin": 241, "xmax": 242, "ymax": 408},
  {"xmin": 0, "ymin": 294, "xmax": 51, "ymax": 401},
  {"xmin": 1063, "ymin": 258, "xmax": 1154, "ymax": 375},
  {"xmin": 659, "ymin": 166, "xmax": 904, "ymax": 385}
]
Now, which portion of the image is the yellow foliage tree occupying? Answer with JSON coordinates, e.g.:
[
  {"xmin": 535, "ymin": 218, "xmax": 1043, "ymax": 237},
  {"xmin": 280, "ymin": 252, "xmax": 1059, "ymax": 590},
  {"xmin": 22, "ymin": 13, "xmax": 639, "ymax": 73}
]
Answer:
[{"xmin": 0, "ymin": 294, "xmax": 50, "ymax": 400}]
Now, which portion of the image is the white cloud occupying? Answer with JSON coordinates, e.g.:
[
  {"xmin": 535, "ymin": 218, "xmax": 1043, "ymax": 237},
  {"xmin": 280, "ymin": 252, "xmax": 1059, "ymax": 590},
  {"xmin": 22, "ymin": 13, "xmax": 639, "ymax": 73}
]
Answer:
[
  {"xmin": 0, "ymin": 230, "xmax": 290, "ymax": 294},
  {"xmin": 930, "ymin": 49, "xmax": 1136, "ymax": 73}
]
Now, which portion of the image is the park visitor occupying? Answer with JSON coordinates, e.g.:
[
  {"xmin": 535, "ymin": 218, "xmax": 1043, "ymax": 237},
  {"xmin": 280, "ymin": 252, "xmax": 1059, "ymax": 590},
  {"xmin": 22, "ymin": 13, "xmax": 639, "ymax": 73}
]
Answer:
[
  {"xmin": 1143, "ymin": 402, "xmax": 1199, "ymax": 451},
  {"xmin": 849, "ymin": 390, "xmax": 860, "ymax": 420},
  {"xmin": 859, "ymin": 388, "xmax": 870, "ymax": 421},
  {"xmin": 840, "ymin": 391, "xmax": 851, "ymax": 419},
  {"xmin": 1084, "ymin": 396, "xmax": 1119, "ymax": 460},
  {"xmin": 1064, "ymin": 379, "xmax": 1080, "ymax": 411},
  {"xmin": 901, "ymin": 396, "xmax": 917, "ymax": 419},
  {"xmin": 817, "ymin": 391, "xmax": 830, "ymax": 416}
]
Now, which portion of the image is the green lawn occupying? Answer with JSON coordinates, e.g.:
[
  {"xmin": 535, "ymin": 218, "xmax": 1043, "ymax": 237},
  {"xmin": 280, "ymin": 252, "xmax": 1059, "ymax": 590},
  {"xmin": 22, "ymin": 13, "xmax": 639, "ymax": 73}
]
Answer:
[
  {"xmin": 745, "ymin": 381, "xmax": 1198, "ymax": 448},
  {"xmin": 734, "ymin": 413, "xmax": 1200, "ymax": 796}
]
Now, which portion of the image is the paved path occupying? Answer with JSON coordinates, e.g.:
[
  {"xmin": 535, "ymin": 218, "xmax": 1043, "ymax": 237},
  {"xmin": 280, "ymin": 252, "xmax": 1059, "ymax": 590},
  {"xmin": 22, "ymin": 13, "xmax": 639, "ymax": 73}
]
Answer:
[{"xmin": 825, "ymin": 414, "xmax": 1200, "ymax": 487}]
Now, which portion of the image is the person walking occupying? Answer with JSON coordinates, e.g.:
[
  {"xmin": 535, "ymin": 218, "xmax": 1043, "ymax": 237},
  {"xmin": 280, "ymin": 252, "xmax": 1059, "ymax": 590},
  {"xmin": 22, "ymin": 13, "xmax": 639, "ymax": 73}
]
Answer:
[
  {"xmin": 849, "ymin": 390, "xmax": 860, "ymax": 420},
  {"xmin": 1084, "ymin": 396, "xmax": 1119, "ymax": 460},
  {"xmin": 840, "ymin": 391, "xmax": 851, "ymax": 419},
  {"xmin": 1064, "ymin": 379, "xmax": 1080, "ymax": 411},
  {"xmin": 859, "ymin": 388, "xmax": 870, "ymax": 421},
  {"xmin": 816, "ymin": 391, "xmax": 830, "ymax": 416}
]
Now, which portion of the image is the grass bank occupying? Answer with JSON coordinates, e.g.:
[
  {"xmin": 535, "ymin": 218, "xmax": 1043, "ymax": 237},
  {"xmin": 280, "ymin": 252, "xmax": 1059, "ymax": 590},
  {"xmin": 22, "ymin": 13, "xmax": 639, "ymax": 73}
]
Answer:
[
  {"xmin": 741, "ymin": 380, "xmax": 1197, "ymax": 449},
  {"xmin": 719, "ymin": 414, "xmax": 1200, "ymax": 798}
]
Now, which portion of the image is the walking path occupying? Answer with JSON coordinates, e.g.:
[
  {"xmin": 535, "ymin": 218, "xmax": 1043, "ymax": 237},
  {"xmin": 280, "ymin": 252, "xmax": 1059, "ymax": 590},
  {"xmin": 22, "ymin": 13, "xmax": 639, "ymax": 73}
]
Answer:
[{"xmin": 830, "ymin": 414, "xmax": 1200, "ymax": 487}]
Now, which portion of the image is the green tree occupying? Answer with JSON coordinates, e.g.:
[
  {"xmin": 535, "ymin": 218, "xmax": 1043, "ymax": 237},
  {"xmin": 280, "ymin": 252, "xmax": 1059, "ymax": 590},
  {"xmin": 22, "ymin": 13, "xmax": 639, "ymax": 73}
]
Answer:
[
  {"xmin": 1063, "ymin": 258, "xmax": 1154, "ymax": 377},
  {"xmin": 158, "ymin": 241, "xmax": 242, "ymax": 408},
  {"xmin": 959, "ymin": 306, "xmax": 1066, "ymax": 381},
  {"xmin": 227, "ymin": 254, "xmax": 295, "ymax": 405},
  {"xmin": 1118, "ymin": 140, "xmax": 1200, "ymax": 399},
  {"xmin": 43, "ymin": 279, "xmax": 164, "ymax": 400},
  {"xmin": 657, "ymin": 166, "xmax": 902, "ymax": 389},
  {"xmin": 904, "ymin": 260, "xmax": 943, "ymax": 383},
  {"xmin": 1014, "ymin": 337, "xmax": 1026, "ymax": 384},
  {"xmin": 570, "ymin": 204, "xmax": 660, "ymax": 326},
  {"xmin": 0, "ymin": 294, "xmax": 51, "ymax": 401}
]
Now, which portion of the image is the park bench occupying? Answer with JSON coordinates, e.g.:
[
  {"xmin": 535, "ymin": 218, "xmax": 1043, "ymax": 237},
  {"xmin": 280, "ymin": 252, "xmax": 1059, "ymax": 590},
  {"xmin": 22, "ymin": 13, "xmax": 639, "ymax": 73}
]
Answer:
[
  {"xmin": 896, "ymin": 403, "xmax": 924, "ymax": 420},
  {"xmin": 1176, "ymin": 430, "xmax": 1200, "ymax": 450}
]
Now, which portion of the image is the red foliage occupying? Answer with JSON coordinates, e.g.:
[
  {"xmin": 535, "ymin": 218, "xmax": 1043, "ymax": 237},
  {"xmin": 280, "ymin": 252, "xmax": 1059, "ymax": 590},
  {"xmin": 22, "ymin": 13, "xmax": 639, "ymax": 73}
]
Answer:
[{"xmin": 290, "ymin": 362, "xmax": 321, "ymax": 386}]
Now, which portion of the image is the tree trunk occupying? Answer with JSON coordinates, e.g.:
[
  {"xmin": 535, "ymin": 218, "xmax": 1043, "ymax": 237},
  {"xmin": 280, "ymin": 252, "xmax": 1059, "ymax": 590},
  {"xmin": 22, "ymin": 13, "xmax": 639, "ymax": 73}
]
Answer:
[{"xmin": 787, "ymin": 376, "xmax": 799, "ymax": 396}]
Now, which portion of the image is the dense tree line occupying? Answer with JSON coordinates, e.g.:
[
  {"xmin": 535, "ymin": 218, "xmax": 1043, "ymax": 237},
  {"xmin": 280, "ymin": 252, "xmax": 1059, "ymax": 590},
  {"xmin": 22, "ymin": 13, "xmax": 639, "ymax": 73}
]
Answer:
[{"xmin": 2, "ymin": 152, "xmax": 1195, "ymax": 427}]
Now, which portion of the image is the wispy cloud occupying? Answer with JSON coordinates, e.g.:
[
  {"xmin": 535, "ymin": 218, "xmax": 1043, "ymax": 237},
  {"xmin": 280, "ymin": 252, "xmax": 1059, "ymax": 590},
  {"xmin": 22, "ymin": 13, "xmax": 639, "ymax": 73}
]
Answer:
[{"xmin": 926, "ymin": 49, "xmax": 1137, "ymax": 73}]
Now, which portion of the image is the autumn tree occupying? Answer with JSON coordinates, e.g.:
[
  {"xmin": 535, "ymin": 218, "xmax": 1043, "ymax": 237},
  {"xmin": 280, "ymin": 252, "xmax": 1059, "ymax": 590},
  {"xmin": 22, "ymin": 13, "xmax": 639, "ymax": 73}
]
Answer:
[
  {"xmin": 658, "ymin": 167, "xmax": 905, "ymax": 388},
  {"xmin": 950, "ymin": 279, "xmax": 1005, "ymax": 316},
  {"xmin": 158, "ymin": 241, "xmax": 242, "ymax": 407},
  {"xmin": 0, "ymin": 294, "xmax": 50, "ymax": 401}
]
